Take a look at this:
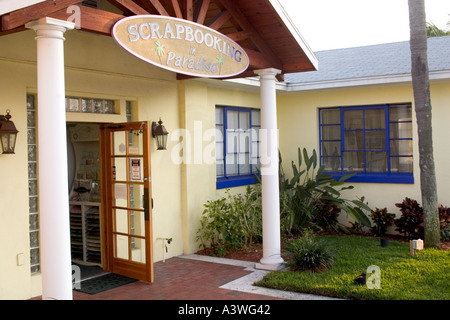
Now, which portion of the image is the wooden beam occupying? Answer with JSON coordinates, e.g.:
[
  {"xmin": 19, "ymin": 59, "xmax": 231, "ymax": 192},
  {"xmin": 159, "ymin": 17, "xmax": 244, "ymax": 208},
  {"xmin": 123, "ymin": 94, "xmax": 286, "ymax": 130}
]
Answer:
[
  {"xmin": 244, "ymin": 48, "xmax": 273, "ymax": 70},
  {"xmin": 195, "ymin": 0, "xmax": 210, "ymax": 25},
  {"xmin": 216, "ymin": 0, "xmax": 282, "ymax": 70},
  {"xmin": 171, "ymin": 0, "xmax": 183, "ymax": 18},
  {"xmin": 49, "ymin": 5, "xmax": 123, "ymax": 35},
  {"xmin": 1, "ymin": 0, "xmax": 81, "ymax": 31},
  {"xmin": 148, "ymin": 0, "xmax": 170, "ymax": 16},
  {"xmin": 106, "ymin": 0, "xmax": 149, "ymax": 15},
  {"xmin": 207, "ymin": 10, "xmax": 231, "ymax": 30},
  {"xmin": 225, "ymin": 30, "xmax": 252, "ymax": 42},
  {"xmin": 186, "ymin": 0, "xmax": 193, "ymax": 21}
]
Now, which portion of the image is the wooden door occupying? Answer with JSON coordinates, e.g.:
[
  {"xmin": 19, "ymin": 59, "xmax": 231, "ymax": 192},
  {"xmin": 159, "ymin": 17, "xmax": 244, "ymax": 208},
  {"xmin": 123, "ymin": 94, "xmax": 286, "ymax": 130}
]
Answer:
[{"xmin": 100, "ymin": 122, "xmax": 153, "ymax": 282}]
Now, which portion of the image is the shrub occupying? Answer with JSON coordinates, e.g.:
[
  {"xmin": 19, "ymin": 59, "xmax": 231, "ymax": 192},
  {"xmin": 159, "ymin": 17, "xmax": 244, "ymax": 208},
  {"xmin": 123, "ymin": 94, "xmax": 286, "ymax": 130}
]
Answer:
[
  {"xmin": 441, "ymin": 228, "xmax": 450, "ymax": 241},
  {"xmin": 312, "ymin": 199, "xmax": 341, "ymax": 232},
  {"xmin": 284, "ymin": 231, "xmax": 334, "ymax": 272},
  {"xmin": 278, "ymin": 148, "xmax": 372, "ymax": 235},
  {"xmin": 369, "ymin": 208, "xmax": 396, "ymax": 236},
  {"xmin": 439, "ymin": 205, "xmax": 450, "ymax": 230},
  {"xmin": 394, "ymin": 198, "xmax": 450, "ymax": 240},
  {"xmin": 394, "ymin": 198, "xmax": 424, "ymax": 239},
  {"xmin": 196, "ymin": 186, "xmax": 262, "ymax": 256}
]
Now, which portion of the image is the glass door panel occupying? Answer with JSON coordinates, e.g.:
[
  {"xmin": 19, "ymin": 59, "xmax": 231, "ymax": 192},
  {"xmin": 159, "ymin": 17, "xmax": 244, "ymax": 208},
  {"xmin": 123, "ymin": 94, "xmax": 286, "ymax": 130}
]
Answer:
[{"xmin": 101, "ymin": 122, "xmax": 153, "ymax": 282}]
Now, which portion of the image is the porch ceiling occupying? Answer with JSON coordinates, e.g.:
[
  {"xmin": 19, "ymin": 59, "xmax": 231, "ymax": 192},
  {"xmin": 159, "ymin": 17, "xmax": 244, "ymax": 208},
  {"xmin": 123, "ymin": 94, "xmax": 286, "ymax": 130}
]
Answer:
[{"xmin": 0, "ymin": 0, "xmax": 318, "ymax": 80}]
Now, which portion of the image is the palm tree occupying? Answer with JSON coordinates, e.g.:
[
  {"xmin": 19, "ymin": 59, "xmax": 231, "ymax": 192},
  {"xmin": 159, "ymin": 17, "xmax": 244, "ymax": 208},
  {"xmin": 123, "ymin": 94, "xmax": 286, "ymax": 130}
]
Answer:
[
  {"xmin": 217, "ymin": 56, "xmax": 224, "ymax": 75},
  {"xmin": 155, "ymin": 41, "xmax": 165, "ymax": 64},
  {"xmin": 426, "ymin": 22, "xmax": 450, "ymax": 37},
  {"xmin": 408, "ymin": 0, "xmax": 441, "ymax": 248}
]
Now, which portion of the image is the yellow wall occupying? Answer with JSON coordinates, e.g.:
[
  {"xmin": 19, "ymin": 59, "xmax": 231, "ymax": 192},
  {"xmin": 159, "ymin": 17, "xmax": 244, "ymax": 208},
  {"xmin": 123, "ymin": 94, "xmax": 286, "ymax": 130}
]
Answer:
[
  {"xmin": 277, "ymin": 82, "xmax": 450, "ymax": 227},
  {"xmin": 177, "ymin": 81, "xmax": 261, "ymax": 254},
  {"xmin": 0, "ymin": 29, "xmax": 183, "ymax": 299},
  {"xmin": 0, "ymin": 28, "xmax": 262, "ymax": 299}
]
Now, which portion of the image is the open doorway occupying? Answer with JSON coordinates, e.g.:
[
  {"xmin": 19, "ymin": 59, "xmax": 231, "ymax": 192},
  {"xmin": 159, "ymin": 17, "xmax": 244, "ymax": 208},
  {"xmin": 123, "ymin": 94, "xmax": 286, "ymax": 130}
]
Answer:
[
  {"xmin": 67, "ymin": 121, "xmax": 154, "ymax": 283},
  {"xmin": 67, "ymin": 123, "xmax": 105, "ymax": 279}
]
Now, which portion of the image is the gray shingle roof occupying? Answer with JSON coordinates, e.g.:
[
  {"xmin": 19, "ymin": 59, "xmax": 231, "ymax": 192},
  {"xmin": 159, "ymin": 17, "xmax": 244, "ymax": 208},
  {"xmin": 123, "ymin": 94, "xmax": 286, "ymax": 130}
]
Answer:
[{"xmin": 285, "ymin": 35, "xmax": 450, "ymax": 84}]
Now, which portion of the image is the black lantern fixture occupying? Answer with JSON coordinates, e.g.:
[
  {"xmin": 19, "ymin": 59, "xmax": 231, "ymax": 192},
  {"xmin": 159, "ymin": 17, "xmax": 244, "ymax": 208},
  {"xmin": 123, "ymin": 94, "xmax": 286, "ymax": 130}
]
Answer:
[
  {"xmin": 0, "ymin": 109, "xmax": 19, "ymax": 154},
  {"xmin": 152, "ymin": 118, "xmax": 169, "ymax": 150}
]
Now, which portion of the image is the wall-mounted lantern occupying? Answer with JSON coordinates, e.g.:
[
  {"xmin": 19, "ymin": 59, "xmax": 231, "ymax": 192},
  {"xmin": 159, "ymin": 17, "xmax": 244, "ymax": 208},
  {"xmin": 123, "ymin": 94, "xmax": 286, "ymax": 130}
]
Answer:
[
  {"xmin": 152, "ymin": 118, "xmax": 169, "ymax": 150},
  {"xmin": 0, "ymin": 109, "xmax": 19, "ymax": 154}
]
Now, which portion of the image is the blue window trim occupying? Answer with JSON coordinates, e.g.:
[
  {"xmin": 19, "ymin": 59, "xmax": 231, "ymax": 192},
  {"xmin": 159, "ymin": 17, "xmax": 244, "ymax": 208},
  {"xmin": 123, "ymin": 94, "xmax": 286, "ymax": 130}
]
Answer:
[
  {"xmin": 216, "ymin": 105, "xmax": 261, "ymax": 189},
  {"xmin": 319, "ymin": 104, "xmax": 414, "ymax": 184},
  {"xmin": 327, "ymin": 173, "xmax": 414, "ymax": 184},
  {"xmin": 217, "ymin": 175, "xmax": 260, "ymax": 189}
]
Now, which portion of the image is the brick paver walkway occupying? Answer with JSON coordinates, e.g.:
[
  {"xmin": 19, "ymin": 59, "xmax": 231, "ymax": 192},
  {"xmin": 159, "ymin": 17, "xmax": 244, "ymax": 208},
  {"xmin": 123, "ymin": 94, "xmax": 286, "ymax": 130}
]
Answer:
[{"xmin": 71, "ymin": 257, "xmax": 282, "ymax": 300}]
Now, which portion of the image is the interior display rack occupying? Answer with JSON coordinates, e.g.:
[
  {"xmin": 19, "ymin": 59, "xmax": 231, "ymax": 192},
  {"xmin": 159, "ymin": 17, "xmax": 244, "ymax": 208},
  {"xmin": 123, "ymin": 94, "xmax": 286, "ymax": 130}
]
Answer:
[
  {"xmin": 68, "ymin": 124, "xmax": 102, "ymax": 266},
  {"xmin": 69, "ymin": 202, "xmax": 102, "ymax": 265}
]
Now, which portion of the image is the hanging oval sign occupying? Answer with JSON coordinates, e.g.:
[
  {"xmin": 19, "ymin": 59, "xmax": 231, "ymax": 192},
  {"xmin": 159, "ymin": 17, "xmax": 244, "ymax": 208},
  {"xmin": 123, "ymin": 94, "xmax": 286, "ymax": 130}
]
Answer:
[{"xmin": 112, "ymin": 15, "xmax": 250, "ymax": 78}]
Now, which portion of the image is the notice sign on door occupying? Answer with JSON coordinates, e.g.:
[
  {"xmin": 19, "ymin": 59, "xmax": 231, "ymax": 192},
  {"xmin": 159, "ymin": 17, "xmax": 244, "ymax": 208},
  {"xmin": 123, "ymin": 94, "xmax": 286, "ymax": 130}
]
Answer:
[
  {"xmin": 131, "ymin": 158, "xmax": 142, "ymax": 181},
  {"xmin": 112, "ymin": 15, "xmax": 249, "ymax": 78}
]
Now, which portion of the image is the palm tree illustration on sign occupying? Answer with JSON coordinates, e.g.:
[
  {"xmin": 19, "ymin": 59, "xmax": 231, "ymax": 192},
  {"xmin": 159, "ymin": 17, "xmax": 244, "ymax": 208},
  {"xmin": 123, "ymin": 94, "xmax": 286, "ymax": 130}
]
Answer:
[
  {"xmin": 217, "ymin": 56, "xmax": 224, "ymax": 75},
  {"xmin": 155, "ymin": 41, "xmax": 165, "ymax": 64}
]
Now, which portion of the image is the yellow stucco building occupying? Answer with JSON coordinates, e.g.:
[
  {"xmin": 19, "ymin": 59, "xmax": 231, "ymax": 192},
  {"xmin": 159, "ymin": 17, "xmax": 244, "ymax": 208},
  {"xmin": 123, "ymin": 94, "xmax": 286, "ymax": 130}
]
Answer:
[{"xmin": 0, "ymin": 0, "xmax": 449, "ymax": 300}]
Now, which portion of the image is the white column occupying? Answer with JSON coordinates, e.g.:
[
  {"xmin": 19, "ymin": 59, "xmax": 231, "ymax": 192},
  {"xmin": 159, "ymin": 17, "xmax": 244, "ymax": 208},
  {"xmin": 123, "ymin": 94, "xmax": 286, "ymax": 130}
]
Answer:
[
  {"xmin": 254, "ymin": 68, "xmax": 284, "ymax": 270},
  {"xmin": 26, "ymin": 17, "xmax": 75, "ymax": 300}
]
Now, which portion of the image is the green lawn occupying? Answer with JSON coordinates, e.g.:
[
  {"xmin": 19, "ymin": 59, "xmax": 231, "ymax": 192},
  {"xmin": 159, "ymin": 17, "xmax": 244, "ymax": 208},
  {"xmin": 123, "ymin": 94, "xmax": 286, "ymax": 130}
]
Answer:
[{"xmin": 255, "ymin": 235, "xmax": 450, "ymax": 300}]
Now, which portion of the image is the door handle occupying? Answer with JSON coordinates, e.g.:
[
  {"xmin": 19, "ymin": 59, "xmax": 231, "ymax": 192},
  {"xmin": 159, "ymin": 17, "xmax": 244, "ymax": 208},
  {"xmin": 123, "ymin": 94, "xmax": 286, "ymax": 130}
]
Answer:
[{"xmin": 144, "ymin": 188, "xmax": 150, "ymax": 221}]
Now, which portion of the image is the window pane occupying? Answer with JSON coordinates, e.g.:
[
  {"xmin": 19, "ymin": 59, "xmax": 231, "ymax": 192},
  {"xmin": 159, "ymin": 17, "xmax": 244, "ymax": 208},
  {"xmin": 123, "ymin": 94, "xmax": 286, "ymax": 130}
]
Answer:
[
  {"xmin": 115, "ymin": 209, "xmax": 128, "ymax": 234},
  {"xmin": 322, "ymin": 157, "xmax": 341, "ymax": 173},
  {"xmin": 251, "ymin": 142, "xmax": 259, "ymax": 161},
  {"xmin": 321, "ymin": 141, "xmax": 341, "ymax": 156},
  {"xmin": 321, "ymin": 109, "xmax": 340, "ymax": 125},
  {"xmin": 67, "ymin": 97, "xmax": 80, "ymax": 112},
  {"xmin": 252, "ymin": 110, "xmax": 261, "ymax": 126},
  {"xmin": 390, "ymin": 122, "xmax": 412, "ymax": 139},
  {"xmin": 391, "ymin": 157, "xmax": 413, "ymax": 173},
  {"xmin": 216, "ymin": 142, "xmax": 224, "ymax": 160},
  {"xmin": 216, "ymin": 125, "xmax": 224, "ymax": 142},
  {"xmin": 343, "ymin": 152, "xmax": 364, "ymax": 172},
  {"xmin": 321, "ymin": 125, "xmax": 341, "ymax": 140},
  {"xmin": 226, "ymin": 130, "xmax": 239, "ymax": 153},
  {"xmin": 365, "ymin": 109, "xmax": 385, "ymax": 129},
  {"xmin": 115, "ymin": 234, "xmax": 129, "ymax": 260},
  {"xmin": 366, "ymin": 130, "xmax": 386, "ymax": 150},
  {"xmin": 131, "ymin": 238, "xmax": 146, "ymax": 263},
  {"xmin": 390, "ymin": 104, "xmax": 412, "ymax": 122},
  {"xmin": 217, "ymin": 161, "xmax": 224, "ymax": 177},
  {"xmin": 226, "ymin": 154, "xmax": 238, "ymax": 176},
  {"xmin": 81, "ymin": 99, "xmax": 92, "ymax": 112},
  {"xmin": 251, "ymin": 128, "xmax": 259, "ymax": 142},
  {"xmin": 344, "ymin": 110, "xmax": 364, "ymax": 129},
  {"xmin": 227, "ymin": 111, "xmax": 239, "ymax": 129},
  {"xmin": 216, "ymin": 108, "xmax": 224, "ymax": 125},
  {"xmin": 93, "ymin": 99, "xmax": 103, "ymax": 113},
  {"xmin": 240, "ymin": 132, "xmax": 250, "ymax": 153},
  {"xmin": 390, "ymin": 140, "xmax": 413, "ymax": 156},
  {"xmin": 344, "ymin": 131, "xmax": 364, "ymax": 151},
  {"xmin": 239, "ymin": 153, "xmax": 251, "ymax": 175},
  {"xmin": 367, "ymin": 152, "xmax": 388, "ymax": 172},
  {"xmin": 239, "ymin": 112, "xmax": 250, "ymax": 130}
]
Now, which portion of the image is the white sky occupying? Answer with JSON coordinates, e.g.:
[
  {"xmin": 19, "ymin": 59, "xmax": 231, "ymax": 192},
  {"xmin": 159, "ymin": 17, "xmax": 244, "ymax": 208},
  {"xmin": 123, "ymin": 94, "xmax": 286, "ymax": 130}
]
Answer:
[{"xmin": 279, "ymin": 0, "xmax": 450, "ymax": 51}]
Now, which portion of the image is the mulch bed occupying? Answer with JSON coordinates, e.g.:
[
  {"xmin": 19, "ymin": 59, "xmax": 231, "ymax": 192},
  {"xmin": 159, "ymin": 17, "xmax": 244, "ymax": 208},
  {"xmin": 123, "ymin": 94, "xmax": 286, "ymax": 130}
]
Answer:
[{"xmin": 196, "ymin": 233, "xmax": 449, "ymax": 262}]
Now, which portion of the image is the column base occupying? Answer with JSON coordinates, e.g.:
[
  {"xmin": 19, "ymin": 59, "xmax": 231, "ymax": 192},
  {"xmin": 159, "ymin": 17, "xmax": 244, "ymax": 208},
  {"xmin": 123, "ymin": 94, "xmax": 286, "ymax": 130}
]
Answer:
[{"xmin": 255, "ymin": 257, "xmax": 285, "ymax": 271}]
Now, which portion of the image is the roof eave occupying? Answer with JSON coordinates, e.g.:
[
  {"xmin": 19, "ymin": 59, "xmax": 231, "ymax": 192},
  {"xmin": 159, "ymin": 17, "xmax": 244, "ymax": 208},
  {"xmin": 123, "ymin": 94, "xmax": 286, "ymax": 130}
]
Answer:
[
  {"xmin": 283, "ymin": 70, "xmax": 450, "ymax": 92},
  {"xmin": 268, "ymin": 0, "xmax": 319, "ymax": 72}
]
